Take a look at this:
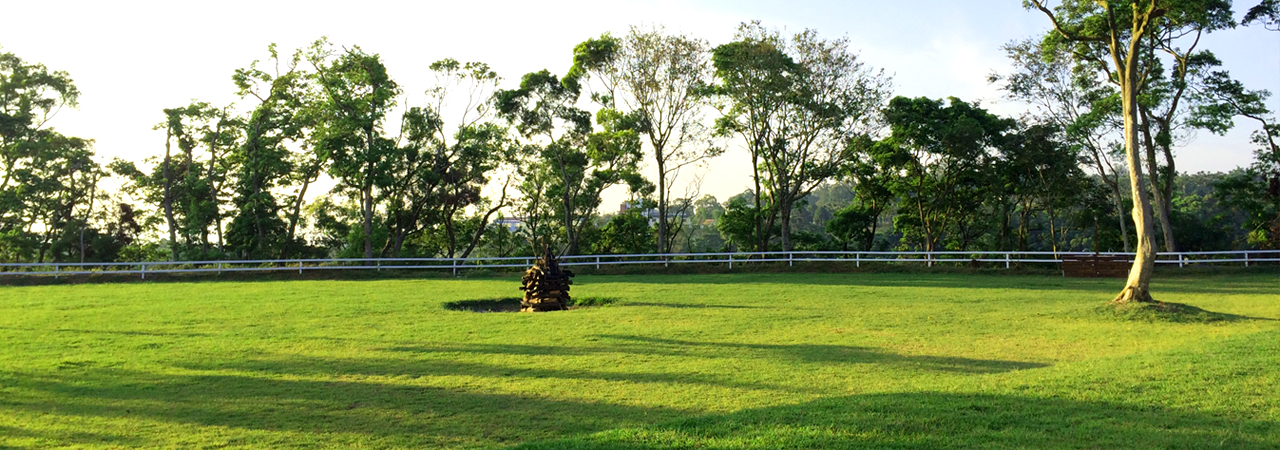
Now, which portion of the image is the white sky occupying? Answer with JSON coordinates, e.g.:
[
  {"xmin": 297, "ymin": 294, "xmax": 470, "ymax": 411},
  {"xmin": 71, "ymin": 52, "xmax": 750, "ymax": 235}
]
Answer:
[{"xmin": 3, "ymin": 0, "xmax": 1277, "ymax": 211}]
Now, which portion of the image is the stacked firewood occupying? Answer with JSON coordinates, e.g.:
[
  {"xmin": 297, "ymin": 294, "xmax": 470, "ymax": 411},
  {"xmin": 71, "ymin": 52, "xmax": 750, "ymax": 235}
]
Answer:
[{"xmin": 519, "ymin": 246, "xmax": 575, "ymax": 312}]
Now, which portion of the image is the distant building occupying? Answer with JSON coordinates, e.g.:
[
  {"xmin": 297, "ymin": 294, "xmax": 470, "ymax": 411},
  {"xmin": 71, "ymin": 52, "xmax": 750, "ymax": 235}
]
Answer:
[
  {"xmin": 618, "ymin": 201, "xmax": 687, "ymax": 225},
  {"xmin": 494, "ymin": 218, "xmax": 524, "ymax": 233}
]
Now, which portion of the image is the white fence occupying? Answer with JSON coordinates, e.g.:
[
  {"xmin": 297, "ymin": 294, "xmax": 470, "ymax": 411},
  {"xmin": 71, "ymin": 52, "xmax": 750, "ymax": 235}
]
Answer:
[{"xmin": 1, "ymin": 250, "xmax": 1277, "ymax": 279}]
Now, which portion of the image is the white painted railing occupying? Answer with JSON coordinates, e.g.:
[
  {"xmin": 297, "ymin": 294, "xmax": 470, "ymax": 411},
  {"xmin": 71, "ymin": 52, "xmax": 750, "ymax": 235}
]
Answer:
[{"xmin": 1, "ymin": 250, "xmax": 1276, "ymax": 279}]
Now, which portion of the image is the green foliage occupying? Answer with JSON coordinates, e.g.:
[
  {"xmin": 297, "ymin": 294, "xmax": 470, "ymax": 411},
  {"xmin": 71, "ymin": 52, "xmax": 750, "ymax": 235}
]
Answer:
[
  {"xmin": 710, "ymin": 22, "xmax": 891, "ymax": 253},
  {"xmin": 593, "ymin": 210, "xmax": 654, "ymax": 255},
  {"xmin": 0, "ymin": 50, "xmax": 118, "ymax": 263}
]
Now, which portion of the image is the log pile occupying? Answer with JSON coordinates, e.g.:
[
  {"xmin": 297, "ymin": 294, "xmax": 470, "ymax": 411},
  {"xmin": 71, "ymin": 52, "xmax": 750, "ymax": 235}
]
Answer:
[{"xmin": 519, "ymin": 246, "xmax": 575, "ymax": 312}]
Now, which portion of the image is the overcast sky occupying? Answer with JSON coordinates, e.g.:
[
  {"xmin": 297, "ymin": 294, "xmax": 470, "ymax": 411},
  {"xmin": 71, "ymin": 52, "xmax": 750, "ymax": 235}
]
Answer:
[{"xmin": 3, "ymin": 0, "xmax": 1277, "ymax": 208}]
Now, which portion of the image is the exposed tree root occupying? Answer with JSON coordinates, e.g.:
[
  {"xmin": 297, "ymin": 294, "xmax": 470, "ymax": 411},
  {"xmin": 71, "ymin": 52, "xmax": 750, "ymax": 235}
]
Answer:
[{"xmin": 1111, "ymin": 285, "xmax": 1155, "ymax": 304}]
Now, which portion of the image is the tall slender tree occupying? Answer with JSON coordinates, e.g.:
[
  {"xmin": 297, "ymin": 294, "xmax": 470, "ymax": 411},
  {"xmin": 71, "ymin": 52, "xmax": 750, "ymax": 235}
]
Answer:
[
  {"xmin": 568, "ymin": 27, "xmax": 722, "ymax": 253},
  {"xmin": 308, "ymin": 40, "xmax": 401, "ymax": 260},
  {"xmin": 711, "ymin": 23, "xmax": 890, "ymax": 252},
  {"xmin": 1026, "ymin": 0, "xmax": 1234, "ymax": 303}
]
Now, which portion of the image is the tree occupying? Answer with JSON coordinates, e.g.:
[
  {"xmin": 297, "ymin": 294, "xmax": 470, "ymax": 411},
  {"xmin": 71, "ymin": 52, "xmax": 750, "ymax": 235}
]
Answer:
[
  {"xmin": 381, "ymin": 59, "xmax": 513, "ymax": 258},
  {"xmin": 711, "ymin": 23, "xmax": 890, "ymax": 252},
  {"xmin": 716, "ymin": 191, "xmax": 766, "ymax": 252},
  {"xmin": 1026, "ymin": 0, "xmax": 1235, "ymax": 303},
  {"xmin": 1126, "ymin": 5, "xmax": 1237, "ymax": 253},
  {"xmin": 495, "ymin": 69, "xmax": 644, "ymax": 255},
  {"xmin": 996, "ymin": 38, "xmax": 1132, "ymax": 251},
  {"xmin": 1244, "ymin": 0, "xmax": 1279, "ymax": 29},
  {"xmin": 226, "ymin": 44, "xmax": 313, "ymax": 259},
  {"xmin": 593, "ymin": 209, "xmax": 655, "ymax": 255},
  {"xmin": 839, "ymin": 137, "xmax": 898, "ymax": 251},
  {"xmin": 308, "ymin": 41, "xmax": 401, "ymax": 260},
  {"xmin": 0, "ymin": 50, "xmax": 105, "ymax": 263},
  {"xmin": 568, "ymin": 27, "xmax": 722, "ymax": 253},
  {"xmin": 998, "ymin": 123, "xmax": 1088, "ymax": 253},
  {"xmin": 880, "ymin": 97, "xmax": 1013, "ymax": 253}
]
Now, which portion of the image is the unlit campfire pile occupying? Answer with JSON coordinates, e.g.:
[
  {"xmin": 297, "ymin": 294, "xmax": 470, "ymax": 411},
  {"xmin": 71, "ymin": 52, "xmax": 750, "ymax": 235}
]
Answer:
[{"xmin": 519, "ymin": 247, "xmax": 575, "ymax": 312}]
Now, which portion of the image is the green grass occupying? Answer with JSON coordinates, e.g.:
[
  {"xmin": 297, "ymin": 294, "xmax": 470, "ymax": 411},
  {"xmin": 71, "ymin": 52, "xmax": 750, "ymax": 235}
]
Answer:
[{"xmin": 0, "ymin": 272, "xmax": 1276, "ymax": 449}]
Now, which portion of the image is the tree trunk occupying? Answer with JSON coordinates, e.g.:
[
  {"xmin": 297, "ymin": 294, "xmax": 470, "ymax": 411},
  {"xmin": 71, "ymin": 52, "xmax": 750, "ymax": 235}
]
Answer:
[
  {"xmin": 162, "ymin": 129, "xmax": 178, "ymax": 261},
  {"xmin": 1114, "ymin": 57, "xmax": 1157, "ymax": 304},
  {"xmin": 1140, "ymin": 109, "xmax": 1177, "ymax": 253},
  {"xmin": 1156, "ymin": 126, "xmax": 1178, "ymax": 252},
  {"xmin": 362, "ymin": 182, "xmax": 374, "ymax": 260},
  {"xmin": 999, "ymin": 202, "xmax": 1010, "ymax": 251},
  {"xmin": 283, "ymin": 164, "xmax": 319, "ymax": 258},
  {"xmin": 751, "ymin": 150, "xmax": 765, "ymax": 254},
  {"xmin": 779, "ymin": 196, "xmax": 792, "ymax": 252},
  {"xmin": 656, "ymin": 157, "xmax": 667, "ymax": 253},
  {"xmin": 80, "ymin": 174, "xmax": 97, "ymax": 263}
]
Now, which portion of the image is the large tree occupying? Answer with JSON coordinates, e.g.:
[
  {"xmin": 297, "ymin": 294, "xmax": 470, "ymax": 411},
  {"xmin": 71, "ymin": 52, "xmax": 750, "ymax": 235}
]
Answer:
[
  {"xmin": 495, "ymin": 69, "xmax": 644, "ymax": 255},
  {"xmin": 380, "ymin": 59, "xmax": 513, "ymax": 258},
  {"xmin": 0, "ymin": 50, "xmax": 104, "ymax": 263},
  {"xmin": 308, "ymin": 41, "xmax": 401, "ymax": 260},
  {"xmin": 116, "ymin": 102, "xmax": 240, "ymax": 260},
  {"xmin": 226, "ymin": 44, "xmax": 314, "ymax": 259},
  {"xmin": 880, "ymin": 97, "xmax": 1014, "ymax": 253},
  {"xmin": 996, "ymin": 38, "xmax": 1132, "ymax": 252},
  {"xmin": 1026, "ymin": 0, "xmax": 1235, "ymax": 303},
  {"xmin": 711, "ymin": 22, "xmax": 891, "ymax": 252},
  {"xmin": 568, "ymin": 27, "xmax": 722, "ymax": 253}
]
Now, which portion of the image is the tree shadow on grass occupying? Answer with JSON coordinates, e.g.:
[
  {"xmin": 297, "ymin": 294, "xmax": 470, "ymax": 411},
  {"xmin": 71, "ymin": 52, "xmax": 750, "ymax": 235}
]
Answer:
[
  {"xmin": 0, "ymin": 424, "xmax": 143, "ymax": 449},
  {"xmin": 0, "ymin": 326, "xmax": 217, "ymax": 338},
  {"xmin": 588, "ymin": 335, "xmax": 1048, "ymax": 374},
  {"xmin": 174, "ymin": 352, "xmax": 800, "ymax": 394},
  {"xmin": 509, "ymin": 391, "xmax": 1280, "ymax": 449},
  {"xmin": 383, "ymin": 337, "xmax": 1047, "ymax": 375},
  {"xmin": 0, "ymin": 367, "xmax": 683, "ymax": 449},
  {"xmin": 1094, "ymin": 301, "xmax": 1277, "ymax": 323},
  {"xmin": 579, "ymin": 272, "xmax": 1280, "ymax": 297},
  {"xmin": 617, "ymin": 302, "xmax": 767, "ymax": 309}
]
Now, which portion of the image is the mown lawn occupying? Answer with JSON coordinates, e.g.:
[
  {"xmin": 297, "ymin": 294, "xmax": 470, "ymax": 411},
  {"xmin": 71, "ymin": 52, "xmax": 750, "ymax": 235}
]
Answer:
[{"xmin": 0, "ymin": 272, "xmax": 1276, "ymax": 449}]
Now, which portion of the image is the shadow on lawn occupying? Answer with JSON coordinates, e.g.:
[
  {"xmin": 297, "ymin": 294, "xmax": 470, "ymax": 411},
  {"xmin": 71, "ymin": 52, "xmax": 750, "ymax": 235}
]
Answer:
[
  {"xmin": 0, "ymin": 424, "xmax": 144, "ymax": 448},
  {"xmin": 509, "ymin": 391, "xmax": 1279, "ymax": 449},
  {"xmin": 7, "ymin": 366, "xmax": 1275, "ymax": 449},
  {"xmin": 580, "ymin": 272, "xmax": 1280, "ymax": 297},
  {"xmin": 617, "ymin": 302, "xmax": 767, "ymax": 310},
  {"xmin": 0, "ymin": 326, "xmax": 217, "ymax": 338},
  {"xmin": 382, "ymin": 337, "xmax": 1046, "ymax": 375},
  {"xmin": 590, "ymin": 335, "xmax": 1048, "ymax": 373},
  {"xmin": 1, "ymin": 367, "xmax": 682, "ymax": 449}
]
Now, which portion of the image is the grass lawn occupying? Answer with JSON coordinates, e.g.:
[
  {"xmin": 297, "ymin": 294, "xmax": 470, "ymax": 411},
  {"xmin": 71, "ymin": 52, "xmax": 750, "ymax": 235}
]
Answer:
[{"xmin": 0, "ymin": 272, "xmax": 1277, "ymax": 449}]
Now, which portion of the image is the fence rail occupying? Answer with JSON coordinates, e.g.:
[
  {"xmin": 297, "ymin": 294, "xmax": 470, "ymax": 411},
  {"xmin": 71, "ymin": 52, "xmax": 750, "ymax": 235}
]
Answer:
[{"xmin": 2, "ymin": 250, "xmax": 1277, "ymax": 279}]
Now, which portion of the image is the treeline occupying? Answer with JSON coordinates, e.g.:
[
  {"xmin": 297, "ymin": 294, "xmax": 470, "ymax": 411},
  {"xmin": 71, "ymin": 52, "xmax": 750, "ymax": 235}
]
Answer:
[{"xmin": 1, "ymin": 17, "xmax": 1277, "ymax": 264}]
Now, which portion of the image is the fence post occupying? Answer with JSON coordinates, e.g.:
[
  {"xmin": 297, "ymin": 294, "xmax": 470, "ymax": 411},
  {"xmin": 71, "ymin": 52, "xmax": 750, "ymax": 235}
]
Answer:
[
  {"xmin": 789, "ymin": 252, "xmax": 793, "ymax": 267},
  {"xmin": 54, "ymin": 264, "xmax": 59, "ymax": 279},
  {"xmin": 927, "ymin": 252, "xmax": 933, "ymax": 268},
  {"xmin": 728, "ymin": 254, "xmax": 733, "ymax": 269},
  {"xmin": 377, "ymin": 260, "xmax": 381, "ymax": 272},
  {"xmin": 298, "ymin": 260, "xmax": 303, "ymax": 274},
  {"xmin": 856, "ymin": 252, "xmax": 860, "ymax": 268},
  {"xmin": 1245, "ymin": 251, "xmax": 1250, "ymax": 268},
  {"xmin": 141, "ymin": 262, "xmax": 146, "ymax": 280},
  {"xmin": 217, "ymin": 262, "xmax": 222, "ymax": 275},
  {"xmin": 452, "ymin": 258, "xmax": 458, "ymax": 277},
  {"xmin": 1179, "ymin": 253, "xmax": 1184, "ymax": 268},
  {"xmin": 596, "ymin": 256, "xmax": 600, "ymax": 269},
  {"xmin": 1005, "ymin": 253, "xmax": 1010, "ymax": 269}
]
